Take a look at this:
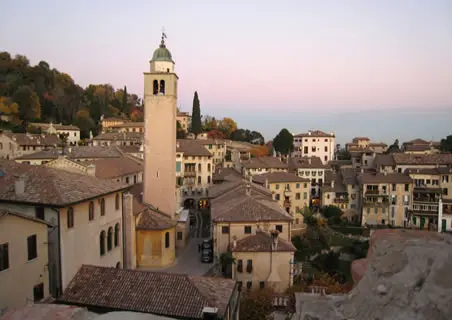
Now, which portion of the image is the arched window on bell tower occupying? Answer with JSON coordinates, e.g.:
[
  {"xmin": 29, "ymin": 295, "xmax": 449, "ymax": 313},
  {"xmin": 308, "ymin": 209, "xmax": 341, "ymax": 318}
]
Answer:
[
  {"xmin": 153, "ymin": 80, "xmax": 158, "ymax": 95},
  {"xmin": 159, "ymin": 80, "xmax": 165, "ymax": 95}
]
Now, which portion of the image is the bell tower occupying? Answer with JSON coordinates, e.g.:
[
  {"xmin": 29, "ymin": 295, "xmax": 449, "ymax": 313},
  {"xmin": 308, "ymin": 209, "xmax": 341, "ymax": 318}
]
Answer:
[{"xmin": 143, "ymin": 33, "xmax": 178, "ymax": 218}]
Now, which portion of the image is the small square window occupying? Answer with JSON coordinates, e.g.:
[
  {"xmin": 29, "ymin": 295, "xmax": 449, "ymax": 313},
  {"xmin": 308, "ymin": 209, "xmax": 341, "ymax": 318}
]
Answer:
[
  {"xmin": 244, "ymin": 226, "xmax": 252, "ymax": 234},
  {"xmin": 27, "ymin": 235, "xmax": 37, "ymax": 261},
  {"xmin": 221, "ymin": 226, "xmax": 230, "ymax": 234},
  {"xmin": 177, "ymin": 232, "xmax": 183, "ymax": 240},
  {"xmin": 259, "ymin": 281, "xmax": 265, "ymax": 289},
  {"xmin": 276, "ymin": 225, "xmax": 283, "ymax": 233}
]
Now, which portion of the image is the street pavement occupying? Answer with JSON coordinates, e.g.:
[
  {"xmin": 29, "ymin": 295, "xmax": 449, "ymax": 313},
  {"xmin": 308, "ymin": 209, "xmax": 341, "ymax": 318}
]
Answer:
[{"xmin": 150, "ymin": 208, "xmax": 214, "ymax": 276}]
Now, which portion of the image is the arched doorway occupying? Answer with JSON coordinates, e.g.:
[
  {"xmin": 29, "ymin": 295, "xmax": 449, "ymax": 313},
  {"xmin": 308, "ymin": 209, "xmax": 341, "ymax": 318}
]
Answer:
[{"xmin": 184, "ymin": 198, "xmax": 195, "ymax": 209}]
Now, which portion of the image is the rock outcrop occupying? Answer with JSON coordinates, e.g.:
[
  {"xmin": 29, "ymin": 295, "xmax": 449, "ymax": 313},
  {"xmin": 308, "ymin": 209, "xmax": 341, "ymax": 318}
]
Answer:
[{"xmin": 294, "ymin": 230, "xmax": 452, "ymax": 320}]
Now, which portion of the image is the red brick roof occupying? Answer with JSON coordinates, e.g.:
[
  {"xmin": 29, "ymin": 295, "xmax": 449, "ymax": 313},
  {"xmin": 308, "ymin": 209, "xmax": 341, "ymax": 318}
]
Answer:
[{"xmin": 58, "ymin": 265, "xmax": 237, "ymax": 319}]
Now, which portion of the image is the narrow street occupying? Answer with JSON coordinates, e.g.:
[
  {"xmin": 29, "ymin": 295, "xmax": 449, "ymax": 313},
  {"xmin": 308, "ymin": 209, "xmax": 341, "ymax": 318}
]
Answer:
[{"xmin": 152, "ymin": 208, "xmax": 214, "ymax": 276}]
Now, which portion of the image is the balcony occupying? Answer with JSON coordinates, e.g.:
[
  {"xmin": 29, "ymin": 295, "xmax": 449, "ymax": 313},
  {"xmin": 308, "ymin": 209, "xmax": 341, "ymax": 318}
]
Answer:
[
  {"xmin": 333, "ymin": 198, "xmax": 349, "ymax": 204},
  {"xmin": 364, "ymin": 197, "xmax": 390, "ymax": 207},
  {"xmin": 365, "ymin": 189, "xmax": 389, "ymax": 197},
  {"xmin": 184, "ymin": 171, "xmax": 196, "ymax": 177}
]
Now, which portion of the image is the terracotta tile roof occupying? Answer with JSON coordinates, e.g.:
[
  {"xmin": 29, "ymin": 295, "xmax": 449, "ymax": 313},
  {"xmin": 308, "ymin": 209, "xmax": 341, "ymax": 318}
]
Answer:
[
  {"xmin": 0, "ymin": 160, "xmax": 129, "ymax": 206},
  {"xmin": 58, "ymin": 265, "xmax": 237, "ymax": 319},
  {"xmin": 352, "ymin": 137, "xmax": 370, "ymax": 141},
  {"xmin": 0, "ymin": 209, "xmax": 54, "ymax": 226},
  {"xmin": 231, "ymin": 231, "xmax": 296, "ymax": 252},
  {"xmin": 16, "ymin": 146, "xmax": 124, "ymax": 160},
  {"xmin": 118, "ymin": 145, "xmax": 141, "ymax": 154},
  {"xmin": 86, "ymin": 157, "xmax": 143, "ymax": 179},
  {"xmin": 2, "ymin": 131, "xmax": 60, "ymax": 146},
  {"xmin": 392, "ymin": 153, "xmax": 452, "ymax": 165},
  {"xmin": 358, "ymin": 172, "xmax": 413, "ymax": 184},
  {"xmin": 369, "ymin": 142, "xmax": 388, "ymax": 147},
  {"xmin": 93, "ymin": 132, "xmax": 144, "ymax": 141},
  {"xmin": 294, "ymin": 130, "xmax": 334, "ymax": 138},
  {"xmin": 211, "ymin": 183, "xmax": 292, "ymax": 223},
  {"xmin": 405, "ymin": 167, "xmax": 452, "ymax": 175},
  {"xmin": 288, "ymin": 156, "xmax": 325, "ymax": 170},
  {"xmin": 32, "ymin": 123, "xmax": 79, "ymax": 131},
  {"xmin": 176, "ymin": 140, "xmax": 212, "ymax": 156},
  {"xmin": 212, "ymin": 167, "xmax": 242, "ymax": 182},
  {"xmin": 404, "ymin": 138, "xmax": 429, "ymax": 145},
  {"xmin": 195, "ymin": 139, "xmax": 226, "ymax": 146},
  {"xmin": 374, "ymin": 154, "xmax": 395, "ymax": 168},
  {"xmin": 404, "ymin": 144, "xmax": 432, "ymax": 152},
  {"xmin": 242, "ymin": 156, "xmax": 287, "ymax": 169},
  {"xmin": 252, "ymin": 172, "xmax": 309, "ymax": 184}
]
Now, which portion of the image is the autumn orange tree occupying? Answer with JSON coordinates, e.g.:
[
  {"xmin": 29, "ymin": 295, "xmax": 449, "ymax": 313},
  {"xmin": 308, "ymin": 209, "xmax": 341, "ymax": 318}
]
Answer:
[
  {"xmin": 249, "ymin": 145, "xmax": 270, "ymax": 157},
  {"xmin": 240, "ymin": 287, "xmax": 276, "ymax": 320}
]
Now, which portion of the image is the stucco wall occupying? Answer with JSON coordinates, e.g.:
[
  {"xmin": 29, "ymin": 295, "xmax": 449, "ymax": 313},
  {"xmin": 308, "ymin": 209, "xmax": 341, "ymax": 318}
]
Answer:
[
  {"xmin": 231, "ymin": 251, "xmax": 294, "ymax": 293},
  {"xmin": 0, "ymin": 214, "xmax": 49, "ymax": 309},
  {"xmin": 59, "ymin": 193, "xmax": 123, "ymax": 290},
  {"xmin": 136, "ymin": 227, "xmax": 176, "ymax": 268}
]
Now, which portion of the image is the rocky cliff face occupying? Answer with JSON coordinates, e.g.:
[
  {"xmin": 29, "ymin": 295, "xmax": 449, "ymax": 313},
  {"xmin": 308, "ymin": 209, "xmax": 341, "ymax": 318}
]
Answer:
[{"xmin": 294, "ymin": 230, "xmax": 452, "ymax": 320}]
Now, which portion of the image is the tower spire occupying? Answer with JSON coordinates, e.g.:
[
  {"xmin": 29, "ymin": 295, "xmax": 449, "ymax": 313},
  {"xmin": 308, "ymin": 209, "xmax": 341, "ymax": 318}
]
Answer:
[{"xmin": 160, "ymin": 27, "xmax": 167, "ymax": 47}]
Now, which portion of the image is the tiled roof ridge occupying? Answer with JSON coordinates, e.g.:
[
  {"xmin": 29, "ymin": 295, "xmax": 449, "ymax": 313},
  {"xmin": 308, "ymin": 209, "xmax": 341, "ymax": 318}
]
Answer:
[
  {"xmin": 214, "ymin": 197, "xmax": 249, "ymax": 219},
  {"xmin": 186, "ymin": 277, "xmax": 215, "ymax": 308}
]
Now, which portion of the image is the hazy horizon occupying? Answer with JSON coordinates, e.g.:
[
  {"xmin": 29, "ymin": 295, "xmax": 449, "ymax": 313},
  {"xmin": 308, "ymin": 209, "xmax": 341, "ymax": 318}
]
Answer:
[{"xmin": 1, "ymin": 0, "xmax": 451, "ymax": 143}]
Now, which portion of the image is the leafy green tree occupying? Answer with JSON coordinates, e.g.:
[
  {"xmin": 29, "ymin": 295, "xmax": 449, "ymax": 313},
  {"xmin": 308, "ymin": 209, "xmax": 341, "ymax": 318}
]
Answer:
[
  {"xmin": 13, "ymin": 85, "xmax": 41, "ymax": 124},
  {"xmin": 176, "ymin": 121, "xmax": 187, "ymax": 139},
  {"xmin": 74, "ymin": 109, "xmax": 95, "ymax": 139},
  {"xmin": 219, "ymin": 252, "xmax": 235, "ymax": 277},
  {"xmin": 240, "ymin": 288, "xmax": 275, "ymax": 320},
  {"xmin": 272, "ymin": 128, "xmax": 293, "ymax": 155},
  {"xmin": 191, "ymin": 91, "xmax": 202, "ymax": 138},
  {"xmin": 440, "ymin": 135, "xmax": 452, "ymax": 152}
]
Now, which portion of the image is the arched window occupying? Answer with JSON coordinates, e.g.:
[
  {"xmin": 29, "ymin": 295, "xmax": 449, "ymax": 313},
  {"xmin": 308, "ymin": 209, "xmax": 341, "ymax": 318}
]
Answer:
[
  {"xmin": 153, "ymin": 80, "xmax": 158, "ymax": 95},
  {"xmin": 89, "ymin": 201, "xmax": 94, "ymax": 221},
  {"xmin": 165, "ymin": 232, "xmax": 170, "ymax": 248},
  {"xmin": 107, "ymin": 227, "xmax": 113, "ymax": 251},
  {"xmin": 100, "ymin": 231, "xmax": 106, "ymax": 256},
  {"xmin": 115, "ymin": 194, "xmax": 120, "ymax": 210},
  {"xmin": 114, "ymin": 223, "xmax": 120, "ymax": 247},
  {"xmin": 159, "ymin": 80, "xmax": 165, "ymax": 95},
  {"xmin": 67, "ymin": 207, "xmax": 74, "ymax": 228},
  {"xmin": 100, "ymin": 198, "xmax": 105, "ymax": 216}
]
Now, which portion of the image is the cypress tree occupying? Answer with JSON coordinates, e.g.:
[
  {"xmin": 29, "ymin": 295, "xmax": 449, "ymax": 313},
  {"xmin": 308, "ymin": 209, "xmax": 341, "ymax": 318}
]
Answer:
[
  {"xmin": 122, "ymin": 86, "xmax": 129, "ymax": 115},
  {"xmin": 191, "ymin": 91, "xmax": 202, "ymax": 138}
]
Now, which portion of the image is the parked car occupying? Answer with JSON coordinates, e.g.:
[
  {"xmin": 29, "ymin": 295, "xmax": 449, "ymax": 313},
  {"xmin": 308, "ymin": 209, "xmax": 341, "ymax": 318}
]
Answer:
[
  {"xmin": 200, "ymin": 249, "xmax": 213, "ymax": 263},
  {"xmin": 201, "ymin": 239, "xmax": 213, "ymax": 251}
]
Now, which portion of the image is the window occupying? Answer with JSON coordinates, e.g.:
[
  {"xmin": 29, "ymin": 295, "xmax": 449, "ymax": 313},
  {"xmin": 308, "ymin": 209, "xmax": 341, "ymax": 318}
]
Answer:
[
  {"xmin": 244, "ymin": 226, "xmax": 252, "ymax": 234},
  {"xmin": 246, "ymin": 281, "xmax": 252, "ymax": 290},
  {"xmin": 115, "ymin": 194, "xmax": 120, "ymax": 210},
  {"xmin": 197, "ymin": 176, "xmax": 201, "ymax": 185},
  {"xmin": 295, "ymin": 193, "xmax": 300, "ymax": 200},
  {"xmin": 296, "ymin": 183, "xmax": 300, "ymax": 189},
  {"xmin": 159, "ymin": 80, "xmax": 165, "ymax": 94},
  {"xmin": 67, "ymin": 207, "xmax": 74, "ymax": 228},
  {"xmin": 100, "ymin": 231, "xmax": 106, "ymax": 256},
  {"xmin": 392, "ymin": 184, "xmax": 396, "ymax": 192},
  {"xmin": 165, "ymin": 232, "xmax": 170, "ymax": 248},
  {"xmin": 404, "ymin": 184, "xmax": 409, "ymax": 192},
  {"xmin": 382, "ymin": 219, "xmax": 385, "ymax": 225},
  {"xmin": 100, "ymin": 198, "xmax": 105, "ymax": 216},
  {"xmin": 304, "ymin": 146, "xmax": 308, "ymax": 154},
  {"xmin": 107, "ymin": 227, "xmax": 113, "ymax": 251},
  {"xmin": 177, "ymin": 232, "xmax": 183, "ymax": 241},
  {"xmin": 246, "ymin": 260, "xmax": 253, "ymax": 273},
  {"xmin": 276, "ymin": 225, "xmax": 283, "ymax": 233},
  {"xmin": 324, "ymin": 146, "xmax": 328, "ymax": 152},
  {"xmin": 89, "ymin": 201, "xmax": 94, "ymax": 221},
  {"xmin": 114, "ymin": 223, "xmax": 120, "ymax": 247},
  {"xmin": 207, "ymin": 164, "xmax": 211, "ymax": 172},
  {"xmin": 237, "ymin": 259, "xmax": 243, "ymax": 273},
  {"xmin": 198, "ymin": 163, "xmax": 201, "ymax": 172},
  {"xmin": 0, "ymin": 243, "xmax": 9, "ymax": 271},
  {"xmin": 33, "ymin": 283, "xmax": 44, "ymax": 302},
  {"xmin": 260, "ymin": 281, "xmax": 265, "ymax": 289},
  {"xmin": 312, "ymin": 146, "xmax": 316, "ymax": 152},
  {"xmin": 276, "ymin": 184, "xmax": 280, "ymax": 190},
  {"xmin": 35, "ymin": 207, "xmax": 45, "ymax": 220},
  {"xmin": 303, "ymin": 192, "xmax": 307, "ymax": 200},
  {"xmin": 27, "ymin": 235, "xmax": 37, "ymax": 260},
  {"xmin": 221, "ymin": 226, "xmax": 230, "ymax": 234},
  {"xmin": 275, "ymin": 194, "xmax": 280, "ymax": 201},
  {"xmin": 391, "ymin": 207, "xmax": 395, "ymax": 218}
]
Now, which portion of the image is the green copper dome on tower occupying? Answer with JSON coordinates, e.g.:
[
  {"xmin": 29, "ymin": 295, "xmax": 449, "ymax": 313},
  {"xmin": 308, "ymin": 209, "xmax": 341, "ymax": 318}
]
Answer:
[{"xmin": 151, "ymin": 32, "xmax": 174, "ymax": 63}]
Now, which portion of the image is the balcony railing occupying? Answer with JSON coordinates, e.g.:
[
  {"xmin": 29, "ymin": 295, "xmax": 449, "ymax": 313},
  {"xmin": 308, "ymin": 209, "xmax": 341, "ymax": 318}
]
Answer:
[
  {"xmin": 412, "ymin": 203, "xmax": 438, "ymax": 213},
  {"xmin": 413, "ymin": 196, "xmax": 441, "ymax": 203},
  {"xmin": 364, "ymin": 197, "xmax": 390, "ymax": 207},
  {"xmin": 365, "ymin": 190, "xmax": 389, "ymax": 197},
  {"xmin": 333, "ymin": 198, "xmax": 349, "ymax": 204},
  {"xmin": 184, "ymin": 171, "xmax": 196, "ymax": 177}
]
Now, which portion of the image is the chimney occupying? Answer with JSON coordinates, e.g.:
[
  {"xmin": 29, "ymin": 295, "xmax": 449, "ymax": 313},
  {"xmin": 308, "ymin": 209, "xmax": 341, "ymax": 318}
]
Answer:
[
  {"xmin": 202, "ymin": 307, "xmax": 218, "ymax": 320},
  {"xmin": 308, "ymin": 130, "xmax": 311, "ymax": 136},
  {"xmin": 330, "ymin": 132, "xmax": 334, "ymax": 136},
  {"xmin": 86, "ymin": 164, "xmax": 96, "ymax": 176},
  {"xmin": 15, "ymin": 177, "xmax": 25, "ymax": 195},
  {"xmin": 232, "ymin": 236, "xmax": 237, "ymax": 249},
  {"xmin": 331, "ymin": 180, "xmax": 335, "ymax": 188},
  {"xmin": 123, "ymin": 192, "xmax": 137, "ymax": 269},
  {"xmin": 245, "ymin": 183, "xmax": 251, "ymax": 196},
  {"xmin": 384, "ymin": 170, "xmax": 387, "ymax": 176}
]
